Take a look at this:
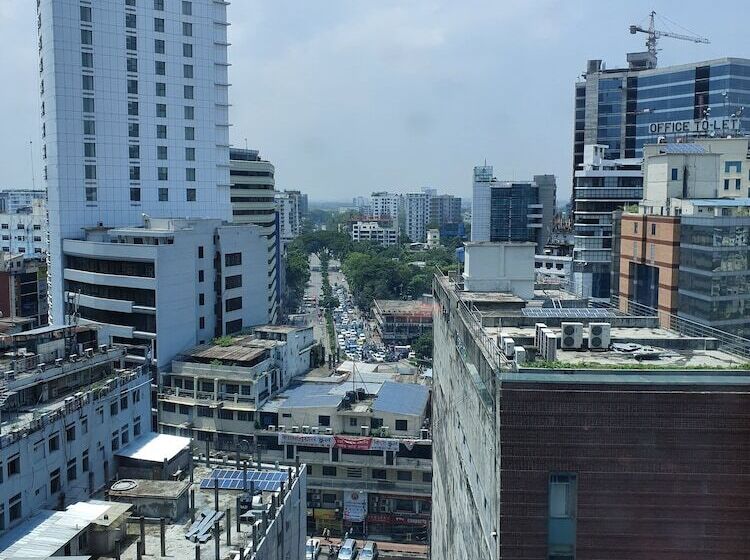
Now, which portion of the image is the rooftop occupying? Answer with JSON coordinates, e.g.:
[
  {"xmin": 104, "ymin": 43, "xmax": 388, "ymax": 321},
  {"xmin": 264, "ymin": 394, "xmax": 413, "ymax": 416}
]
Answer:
[
  {"xmin": 373, "ymin": 299, "xmax": 433, "ymax": 315},
  {"xmin": 115, "ymin": 433, "xmax": 191, "ymax": 464},
  {"xmin": 254, "ymin": 325, "xmax": 307, "ymax": 335},
  {"xmin": 109, "ymin": 479, "xmax": 191, "ymax": 500},
  {"xmin": 372, "ymin": 382, "xmax": 430, "ymax": 416},
  {"xmin": 180, "ymin": 336, "xmax": 278, "ymax": 364}
]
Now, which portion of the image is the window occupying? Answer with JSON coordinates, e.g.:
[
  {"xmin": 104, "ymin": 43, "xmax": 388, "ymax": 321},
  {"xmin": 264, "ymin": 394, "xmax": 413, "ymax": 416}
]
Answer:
[
  {"xmin": 154, "ymin": 0, "xmax": 164, "ymax": 9},
  {"xmin": 66, "ymin": 424, "xmax": 76, "ymax": 442},
  {"xmin": 130, "ymin": 188, "xmax": 141, "ymax": 202},
  {"xmin": 155, "ymin": 38, "xmax": 165, "ymax": 54},
  {"xmin": 671, "ymin": 168, "xmax": 678, "ymax": 181},
  {"xmin": 395, "ymin": 419, "xmax": 408, "ymax": 431},
  {"xmin": 127, "ymin": 79, "xmax": 138, "ymax": 94},
  {"xmin": 199, "ymin": 316, "xmax": 205, "ymax": 329},
  {"xmin": 128, "ymin": 101, "xmax": 139, "ymax": 116},
  {"xmin": 85, "ymin": 187, "xmax": 97, "ymax": 202},
  {"xmin": 725, "ymin": 160, "xmax": 742, "ymax": 173},
  {"xmin": 633, "ymin": 222, "xmax": 638, "ymax": 233},
  {"xmin": 82, "ymin": 74, "xmax": 94, "ymax": 90},
  {"xmin": 198, "ymin": 269, "xmax": 204, "ymax": 282},
  {"xmin": 397, "ymin": 470, "xmax": 412, "ymax": 481},
  {"xmin": 198, "ymin": 293, "xmax": 205, "ymax": 306},
  {"xmin": 162, "ymin": 402, "xmax": 176, "ymax": 413},
  {"xmin": 129, "ymin": 123, "xmax": 140, "ymax": 137},
  {"xmin": 157, "ymin": 145, "xmax": 168, "ymax": 160},
  {"xmin": 225, "ymin": 275, "xmax": 242, "ymax": 289},
  {"xmin": 198, "ymin": 246, "xmax": 204, "ymax": 258},
  {"xmin": 185, "ymin": 147, "xmax": 195, "ymax": 161},
  {"xmin": 187, "ymin": 188, "xmax": 196, "ymax": 201},
  {"xmin": 349, "ymin": 417, "xmax": 358, "ymax": 426},
  {"xmin": 183, "ymin": 43, "xmax": 193, "ymax": 57},
  {"xmin": 159, "ymin": 188, "xmax": 169, "ymax": 201},
  {"xmin": 423, "ymin": 472, "xmax": 432, "ymax": 482},
  {"xmin": 184, "ymin": 85, "xmax": 194, "ymax": 99},
  {"xmin": 80, "ymin": 6, "xmax": 92, "ymax": 22},
  {"xmin": 84, "ymin": 164, "xmax": 96, "ymax": 180},
  {"xmin": 184, "ymin": 105, "xmax": 195, "ymax": 120},
  {"xmin": 154, "ymin": 17, "xmax": 164, "ymax": 32},
  {"xmin": 81, "ymin": 29, "xmax": 93, "ymax": 45},
  {"xmin": 110, "ymin": 400, "xmax": 119, "ymax": 415},
  {"xmin": 67, "ymin": 458, "xmax": 77, "ymax": 481},
  {"xmin": 736, "ymin": 179, "xmax": 742, "ymax": 190},
  {"xmin": 156, "ymin": 103, "xmax": 167, "ymax": 117},
  {"xmin": 82, "ymin": 51, "xmax": 93, "ymax": 68},
  {"xmin": 48, "ymin": 433, "xmax": 60, "ymax": 452},
  {"xmin": 650, "ymin": 223, "xmax": 656, "ymax": 236},
  {"xmin": 120, "ymin": 394, "xmax": 129, "ymax": 410},
  {"xmin": 371, "ymin": 417, "xmax": 383, "ymax": 429},
  {"xmin": 84, "ymin": 119, "xmax": 96, "ymax": 135},
  {"xmin": 9, "ymin": 493, "xmax": 21, "ymax": 521},
  {"xmin": 225, "ymin": 252, "xmax": 242, "ymax": 267},
  {"xmin": 322, "ymin": 466, "xmax": 337, "ymax": 477},
  {"xmin": 121, "ymin": 426, "xmax": 129, "ymax": 445},
  {"xmin": 84, "ymin": 142, "xmax": 96, "ymax": 158},
  {"xmin": 157, "ymin": 124, "xmax": 167, "ymax": 138},
  {"xmin": 134, "ymin": 417, "xmax": 142, "ymax": 436},
  {"xmin": 183, "ymin": 22, "xmax": 193, "ymax": 36},
  {"xmin": 111, "ymin": 432, "xmax": 119, "ymax": 451},
  {"xmin": 184, "ymin": 64, "xmax": 194, "ymax": 79},
  {"xmin": 724, "ymin": 179, "xmax": 730, "ymax": 191},
  {"xmin": 7, "ymin": 455, "xmax": 20, "ymax": 477},
  {"xmin": 197, "ymin": 406, "xmax": 213, "ymax": 418},
  {"xmin": 219, "ymin": 409, "xmax": 234, "ymax": 420},
  {"xmin": 318, "ymin": 415, "xmax": 331, "ymax": 427},
  {"xmin": 127, "ymin": 57, "xmax": 138, "ymax": 72},
  {"xmin": 185, "ymin": 127, "xmax": 195, "ymax": 140},
  {"xmin": 549, "ymin": 473, "xmax": 577, "ymax": 518},
  {"xmin": 126, "ymin": 35, "xmax": 137, "ymax": 51},
  {"xmin": 182, "ymin": 1, "xmax": 193, "ymax": 15},
  {"xmin": 130, "ymin": 166, "xmax": 140, "ymax": 180},
  {"xmin": 83, "ymin": 97, "xmax": 95, "ymax": 112},
  {"xmin": 129, "ymin": 144, "xmax": 140, "ymax": 159},
  {"xmin": 155, "ymin": 60, "xmax": 165, "ymax": 75},
  {"xmin": 158, "ymin": 167, "xmax": 168, "ymax": 180},
  {"xmin": 372, "ymin": 469, "xmax": 387, "ymax": 480},
  {"xmin": 156, "ymin": 82, "xmax": 166, "ymax": 96}
]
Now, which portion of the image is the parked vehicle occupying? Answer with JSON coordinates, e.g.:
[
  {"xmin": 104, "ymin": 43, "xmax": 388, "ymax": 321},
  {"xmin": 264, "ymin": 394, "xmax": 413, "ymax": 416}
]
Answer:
[
  {"xmin": 359, "ymin": 541, "xmax": 379, "ymax": 559},
  {"xmin": 306, "ymin": 538, "xmax": 321, "ymax": 559},
  {"xmin": 337, "ymin": 538, "xmax": 358, "ymax": 560}
]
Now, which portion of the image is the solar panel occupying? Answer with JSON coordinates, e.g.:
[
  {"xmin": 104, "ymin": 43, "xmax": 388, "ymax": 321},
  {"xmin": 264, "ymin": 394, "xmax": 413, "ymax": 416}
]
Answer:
[{"xmin": 199, "ymin": 468, "xmax": 288, "ymax": 491}]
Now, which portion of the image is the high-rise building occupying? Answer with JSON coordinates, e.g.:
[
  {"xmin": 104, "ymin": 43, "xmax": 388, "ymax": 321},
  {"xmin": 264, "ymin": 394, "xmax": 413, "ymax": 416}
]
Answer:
[
  {"xmin": 471, "ymin": 166, "xmax": 556, "ymax": 251},
  {"xmin": 0, "ymin": 190, "xmax": 46, "ymax": 214},
  {"xmin": 349, "ymin": 219, "xmax": 399, "ymax": 247},
  {"xmin": 572, "ymin": 145, "xmax": 643, "ymax": 299},
  {"xmin": 429, "ymin": 194, "xmax": 462, "ymax": 226},
  {"xmin": 404, "ymin": 192, "xmax": 430, "ymax": 242},
  {"xmin": 38, "ymin": 0, "xmax": 232, "ymax": 325},
  {"xmin": 370, "ymin": 192, "xmax": 401, "ymax": 221},
  {"xmin": 0, "ymin": 254, "xmax": 49, "ymax": 327},
  {"xmin": 229, "ymin": 148, "xmax": 279, "ymax": 322},
  {"xmin": 276, "ymin": 190, "xmax": 306, "ymax": 243},
  {"xmin": 432, "ymin": 259, "xmax": 750, "ymax": 560}
]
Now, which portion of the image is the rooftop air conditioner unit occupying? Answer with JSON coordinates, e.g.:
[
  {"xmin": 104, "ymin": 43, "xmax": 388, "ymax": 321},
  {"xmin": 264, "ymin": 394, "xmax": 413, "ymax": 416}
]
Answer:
[
  {"xmin": 534, "ymin": 323, "xmax": 548, "ymax": 351},
  {"xmin": 84, "ymin": 348, "xmax": 93, "ymax": 358},
  {"xmin": 311, "ymin": 427, "xmax": 320, "ymax": 434},
  {"xmin": 361, "ymin": 426, "xmax": 370, "ymax": 436},
  {"xmin": 267, "ymin": 425, "xmax": 276, "ymax": 432},
  {"xmin": 420, "ymin": 428, "xmax": 429, "ymax": 440},
  {"xmin": 277, "ymin": 425, "xmax": 285, "ymax": 432},
  {"xmin": 541, "ymin": 328, "xmax": 557, "ymax": 362},
  {"xmin": 325, "ymin": 428, "xmax": 333, "ymax": 435},
  {"xmin": 302, "ymin": 425, "xmax": 310, "ymax": 434},
  {"xmin": 54, "ymin": 358, "xmax": 63, "ymax": 367},
  {"xmin": 381, "ymin": 426, "xmax": 390, "ymax": 437},
  {"xmin": 503, "ymin": 337, "xmax": 515, "ymax": 358},
  {"xmin": 515, "ymin": 346, "xmax": 527, "ymax": 365},
  {"xmin": 589, "ymin": 323, "xmax": 611, "ymax": 350},
  {"xmin": 291, "ymin": 426, "xmax": 300, "ymax": 433},
  {"xmin": 99, "ymin": 344, "xmax": 108, "ymax": 353},
  {"xmin": 560, "ymin": 322, "xmax": 584, "ymax": 350}
]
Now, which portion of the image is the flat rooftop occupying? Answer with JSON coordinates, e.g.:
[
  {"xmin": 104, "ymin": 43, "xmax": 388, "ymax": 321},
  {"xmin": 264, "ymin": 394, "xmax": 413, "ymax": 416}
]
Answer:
[
  {"xmin": 109, "ymin": 479, "xmax": 190, "ymax": 500},
  {"xmin": 254, "ymin": 325, "xmax": 309, "ymax": 334},
  {"xmin": 115, "ymin": 433, "xmax": 191, "ymax": 464},
  {"xmin": 180, "ymin": 336, "xmax": 278, "ymax": 363},
  {"xmin": 373, "ymin": 300, "xmax": 433, "ymax": 315}
]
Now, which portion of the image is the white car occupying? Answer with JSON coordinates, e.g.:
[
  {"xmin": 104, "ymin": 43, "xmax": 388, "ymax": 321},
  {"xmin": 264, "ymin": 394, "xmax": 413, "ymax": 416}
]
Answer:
[{"xmin": 306, "ymin": 538, "xmax": 321, "ymax": 559}]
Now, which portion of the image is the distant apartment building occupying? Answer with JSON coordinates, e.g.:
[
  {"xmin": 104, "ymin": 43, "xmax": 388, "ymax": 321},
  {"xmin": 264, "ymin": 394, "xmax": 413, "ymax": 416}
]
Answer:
[
  {"xmin": 403, "ymin": 193, "xmax": 430, "ymax": 242},
  {"xmin": 471, "ymin": 166, "xmax": 555, "ymax": 252},
  {"xmin": 429, "ymin": 194, "xmax": 462, "ymax": 226},
  {"xmin": 349, "ymin": 219, "xmax": 400, "ymax": 247},
  {"xmin": 619, "ymin": 138, "xmax": 750, "ymax": 337},
  {"xmin": 572, "ymin": 145, "xmax": 643, "ymax": 299},
  {"xmin": 352, "ymin": 196, "xmax": 370, "ymax": 213},
  {"xmin": 64, "ymin": 217, "xmax": 270, "ymax": 369},
  {"xmin": 432, "ymin": 252, "xmax": 750, "ymax": 560},
  {"xmin": 0, "ymin": 199, "xmax": 47, "ymax": 257},
  {"xmin": 0, "ymin": 255, "xmax": 48, "ymax": 327},
  {"xmin": 372, "ymin": 299, "xmax": 433, "ymax": 345},
  {"xmin": 276, "ymin": 190, "xmax": 306, "ymax": 243},
  {"xmin": 0, "ymin": 325, "xmax": 151, "ymax": 534},
  {"xmin": 0, "ymin": 190, "xmax": 45, "ymax": 214},
  {"xmin": 370, "ymin": 192, "xmax": 401, "ymax": 221},
  {"xmin": 229, "ymin": 148, "xmax": 280, "ymax": 323}
]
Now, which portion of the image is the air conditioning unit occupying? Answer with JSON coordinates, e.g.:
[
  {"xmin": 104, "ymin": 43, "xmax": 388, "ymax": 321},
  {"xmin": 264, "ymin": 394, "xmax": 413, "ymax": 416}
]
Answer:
[
  {"xmin": 325, "ymin": 428, "xmax": 333, "ymax": 435},
  {"xmin": 589, "ymin": 323, "xmax": 611, "ymax": 350},
  {"xmin": 302, "ymin": 425, "xmax": 310, "ymax": 434},
  {"xmin": 84, "ymin": 348, "xmax": 93, "ymax": 358},
  {"xmin": 534, "ymin": 323, "xmax": 548, "ymax": 350},
  {"xmin": 541, "ymin": 328, "xmax": 557, "ymax": 362},
  {"xmin": 99, "ymin": 344, "xmax": 108, "ymax": 353},
  {"xmin": 503, "ymin": 337, "xmax": 515, "ymax": 358},
  {"xmin": 560, "ymin": 322, "xmax": 584, "ymax": 350},
  {"xmin": 515, "ymin": 346, "xmax": 527, "ymax": 365},
  {"xmin": 291, "ymin": 426, "xmax": 300, "ymax": 433},
  {"xmin": 381, "ymin": 426, "xmax": 390, "ymax": 437},
  {"xmin": 54, "ymin": 358, "xmax": 63, "ymax": 367},
  {"xmin": 360, "ymin": 426, "xmax": 370, "ymax": 436},
  {"xmin": 267, "ymin": 425, "xmax": 276, "ymax": 432},
  {"xmin": 277, "ymin": 425, "xmax": 285, "ymax": 432},
  {"xmin": 420, "ymin": 428, "xmax": 429, "ymax": 439},
  {"xmin": 311, "ymin": 427, "xmax": 320, "ymax": 434}
]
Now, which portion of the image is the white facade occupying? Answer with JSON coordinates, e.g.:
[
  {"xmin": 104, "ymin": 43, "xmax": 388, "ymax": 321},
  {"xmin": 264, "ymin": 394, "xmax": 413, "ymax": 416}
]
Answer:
[
  {"xmin": 63, "ymin": 217, "xmax": 270, "ymax": 369},
  {"xmin": 471, "ymin": 166, "xmax": 494, "ymax": 242},
  {"xmin": 370, "ymin": 192, "xmax": 401, "ymax": 221},
  {"xmin": 0, "ymin": 200, "xmax": 48, "ymax": 257},
  {"xmin": 38, "ymin": 0, "xmax": 232, "ymax": 324},
  {"xmin": 463, "ymin": 242, "xmax": 536, "ymax": 299},
  {"xmin": 427, "ymin": 228, "xmax": 440, "ymax": 248},
  {"xmin": 0, "ymin": 190, "xmax": 46, "ymax": 214},
  {"xmin": 0, "ymin": 368, "xmax": 150, "ymax": 533},
  {"xmin": 276, "ymin": 190, "xmax": 305, "ymax": 243},
  {"xmin": 350, "ymin": 220, "xmax": 399, "ymax": 247},
  {"xmin": 404, "ymin": 192, "xmax": 430, "ymax": 242}
]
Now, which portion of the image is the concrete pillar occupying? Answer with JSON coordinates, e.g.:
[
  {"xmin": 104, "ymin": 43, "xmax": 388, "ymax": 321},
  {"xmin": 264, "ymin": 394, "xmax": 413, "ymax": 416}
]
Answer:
[
  {"xmin": 214, "ymin": 521, "xmax": 220, "ymax": 560},
  {"xmin": 214, "ymin": 478, "xmax": 219, "ymax": 512},
  {"xmin": 139, "ymin": 516, "xmax": 146, "ymax": 555},
  {"xmin": 190, "ymin": 488, "xmax": 196, "ymax": 523},
  {"xmin": 226, "ymin": 508, "xmax": 232, "ymax": 546},
  {"xmin": 114, "ymin": 540, "xmax": 121, "ymax": 560},
  {"xmin": 236, "ymin": 495, "xmax": 241, "ymax": 533},
  {"xmin": 252, "ymin": 523, "xmax": 258, "ymax": 552},
  {"xmin": 160, "ymin": 517, "xmax": 166, "ymax": 557},
  {"xmin": 195, "ymin": 543, "xmax": 201, "ymax": 560},
  {"xmin": 136, "ymin": 540, "xmax": 142, "ymax": 560},
  {"xmin": 214, "ymin": 378, "xmax": 219, "ymax": 400},
  {"xmin": 205, "ymin": 440, "xmax": 211, "ymax": 467}
]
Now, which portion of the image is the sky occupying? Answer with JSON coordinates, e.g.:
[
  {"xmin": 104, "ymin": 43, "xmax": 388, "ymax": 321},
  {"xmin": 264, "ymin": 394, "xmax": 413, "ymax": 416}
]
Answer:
[{"xmin": 0, "ymin": 1, "xmax": 746, "ymax": 203}]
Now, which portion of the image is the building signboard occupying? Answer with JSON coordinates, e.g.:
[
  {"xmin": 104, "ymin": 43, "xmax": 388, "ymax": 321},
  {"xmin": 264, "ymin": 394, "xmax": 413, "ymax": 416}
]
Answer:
[
  {"xmin": 647, "ymin": 117, "xmax": 742, "ymax": 135},
  {"xmin": 343, "ymin": 491, "xmax": 367, "ymax": 522}
]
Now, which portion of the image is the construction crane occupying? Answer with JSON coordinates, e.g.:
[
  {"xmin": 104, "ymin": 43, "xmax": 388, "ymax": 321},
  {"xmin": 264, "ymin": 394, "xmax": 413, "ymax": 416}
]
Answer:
[{"xmin": 630, "ymin": 11, "xmax": 710, "ymax": 58}]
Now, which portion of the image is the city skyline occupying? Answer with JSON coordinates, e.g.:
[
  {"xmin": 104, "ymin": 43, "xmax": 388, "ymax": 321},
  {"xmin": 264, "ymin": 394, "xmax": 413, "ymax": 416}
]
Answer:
[{"xmin": 1, "ymin": 1, "xmax": 748, "ymax": 202}]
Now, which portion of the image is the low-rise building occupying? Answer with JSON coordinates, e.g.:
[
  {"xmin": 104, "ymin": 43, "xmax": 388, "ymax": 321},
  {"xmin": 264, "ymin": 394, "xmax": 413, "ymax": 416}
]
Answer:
[
  {"xmin": 0, "ymin": 198, "xmax": 47, "ymax": 257},
  {"xmin": 350, "ymin": 219, "xmax": 400, "ymax": 247},
  {"xmin": 0, "ymin": 254, "xmax": 48, "ymax": 327},
  {"xmin": 372, "ymin": 299, "xmax": 433, "ymax": 345},
  {"xmin": 0, "ymin": 325, "xmax": 151, "ymax": 533}
]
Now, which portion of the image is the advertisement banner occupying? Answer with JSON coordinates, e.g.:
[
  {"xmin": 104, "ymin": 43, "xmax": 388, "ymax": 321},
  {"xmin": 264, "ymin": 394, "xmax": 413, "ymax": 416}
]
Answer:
[
  {"xmin": 277, "ymin": 433, "xmax": 334, "ymax": 447},
  {"xmin": 366, "ymin": 514, "xmax": 429, "ymax": 526},
  {"xmin": 343, "ymin": 491, "xmax": 368, "ymax": 522},
  {"xmin": 370, "ymin": 438, "xmax": 400, "ymax": 452},
  {"xmin": 334, "ymin": 435, "xmax": 372, "ymax": 450}
]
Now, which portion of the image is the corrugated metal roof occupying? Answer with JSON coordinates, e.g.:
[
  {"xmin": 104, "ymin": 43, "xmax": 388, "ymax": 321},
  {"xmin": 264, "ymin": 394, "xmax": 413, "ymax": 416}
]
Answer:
[
  {"xmin": 372, "ymin": 382, "xmax": 430, "ymax": 416},
  {"xmin": 658, "ymin": 143, "xmax": 707, "ymax": 154},
  {"xmin": 115, "ymin": 433, "xmax": 190, "ymax": 463}
]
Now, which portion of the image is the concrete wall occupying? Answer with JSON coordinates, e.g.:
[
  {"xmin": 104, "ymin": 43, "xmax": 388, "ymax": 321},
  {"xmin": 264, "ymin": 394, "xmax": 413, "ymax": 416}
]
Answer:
[{"xmin": 463, "ymin": 243, "xmax": 535, "ymax": 299}]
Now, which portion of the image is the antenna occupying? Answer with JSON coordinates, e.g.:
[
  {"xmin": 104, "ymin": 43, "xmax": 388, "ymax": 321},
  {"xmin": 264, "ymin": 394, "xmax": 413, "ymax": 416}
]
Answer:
[{"xmin": 29, "ymin": 141, "xmax": 35, "ymax": 189}]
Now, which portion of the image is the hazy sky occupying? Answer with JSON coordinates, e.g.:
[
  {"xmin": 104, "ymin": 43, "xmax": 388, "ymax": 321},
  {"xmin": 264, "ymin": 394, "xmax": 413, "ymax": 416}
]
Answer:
[{"xmin": 0, "ymin": 1, "xmax": 745, "ymax": 203}]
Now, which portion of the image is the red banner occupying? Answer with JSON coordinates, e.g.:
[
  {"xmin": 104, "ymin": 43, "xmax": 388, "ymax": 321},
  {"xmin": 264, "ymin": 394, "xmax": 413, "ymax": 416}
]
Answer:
[{"xmin": 334, "ymin": 435, "xmax": 372, "ymax": 450}]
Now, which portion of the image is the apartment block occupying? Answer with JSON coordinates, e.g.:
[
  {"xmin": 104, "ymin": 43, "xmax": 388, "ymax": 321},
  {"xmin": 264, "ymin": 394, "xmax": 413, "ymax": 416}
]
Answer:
[
  {"xmin": 0, "ymin": 190, "xmax": 45, "ymax": 214},
  {"xmin": 0, "ymin": 255, "xmax": 48, "ymax": 328},
  {"xmin": 370, "ymin": 192, "xmax": 401, "ymax": 221},
  {"xmin": 0, "ymin": 198, "xmax": 47, "ymax": 257},
  {"xmin": 349, "ymin": 219, "xmax": 400, "ymax": 247},
  {"xmin": 276, "ymin": 190, "xmax": 306, "ymax": 243},
  {"xmin": 372, "ymin": 299, "xmax": 433, "ymax": 345}
]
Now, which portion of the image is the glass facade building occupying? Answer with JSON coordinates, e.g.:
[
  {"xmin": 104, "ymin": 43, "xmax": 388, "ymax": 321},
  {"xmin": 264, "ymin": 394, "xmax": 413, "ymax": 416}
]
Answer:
[{"xmin": 489, "ymin": 183, "xmax": 539, "ymax": 243}]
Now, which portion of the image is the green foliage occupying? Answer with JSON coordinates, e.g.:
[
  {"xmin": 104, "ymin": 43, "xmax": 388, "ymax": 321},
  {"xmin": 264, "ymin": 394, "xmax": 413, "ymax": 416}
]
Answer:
[
  {"xmin": 213, "ymin": 336, "xmax": 234, "ymax": 347},
  {"xmin": 412, "ymin": 330, "xmax": 433, "ymax": 359}
]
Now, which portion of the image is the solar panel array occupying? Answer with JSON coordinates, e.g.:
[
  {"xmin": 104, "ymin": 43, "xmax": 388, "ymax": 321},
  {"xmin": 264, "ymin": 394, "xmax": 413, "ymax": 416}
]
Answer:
[
  {"xmin": 199, "ymin": 469, "xmax": 287, "ymax": 492},
  {"xmin": 521, "ymin": 307, "xmax": 613, "ymax": 319}
]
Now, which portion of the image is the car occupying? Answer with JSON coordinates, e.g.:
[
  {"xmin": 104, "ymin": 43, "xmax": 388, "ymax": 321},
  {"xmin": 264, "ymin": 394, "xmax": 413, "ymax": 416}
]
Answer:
[
  {"xmin": 337, "ymin": 538, "xmax": 358, "ymax": 560},
  {"xmin": 359, "ymin": 541, "xmax": 379, "ymax": 559},
  {"xmin": 306, "ymin": 538, "xmax": 321, "ymax": 559}
]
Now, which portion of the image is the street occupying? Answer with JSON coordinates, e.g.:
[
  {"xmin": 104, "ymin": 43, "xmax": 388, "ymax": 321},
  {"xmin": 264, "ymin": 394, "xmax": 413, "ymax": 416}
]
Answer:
[{"xmin": 310, "ymin": 537, "xmax": 429, "ymax": 560}]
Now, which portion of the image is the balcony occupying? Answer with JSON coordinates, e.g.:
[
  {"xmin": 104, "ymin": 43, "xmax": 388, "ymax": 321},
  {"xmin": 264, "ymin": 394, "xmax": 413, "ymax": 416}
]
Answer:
[{"xmin": 307, "ymin": 476, "xmax": 432, "ymax": 497}]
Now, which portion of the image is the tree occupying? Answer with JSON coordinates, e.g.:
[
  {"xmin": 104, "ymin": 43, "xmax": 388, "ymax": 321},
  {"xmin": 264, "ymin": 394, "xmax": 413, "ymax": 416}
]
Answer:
[{"xmin": 412, "ymin": 330, "xmax": 433, "ymax": 360}]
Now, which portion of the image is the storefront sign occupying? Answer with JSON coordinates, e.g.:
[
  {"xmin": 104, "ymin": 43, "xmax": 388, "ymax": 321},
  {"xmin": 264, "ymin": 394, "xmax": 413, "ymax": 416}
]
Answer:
[
  {"xmin": 370, "ymin": 437, "xmax": 400, "ymax": 452},
  {"xmin": 366, "ymin": 513, "xmax": 429, "ymax": 526},
  {"xmin": 648, "ymin": 117, "xmax": 742, "ymax": 135},
  {"xmin": 277, "ymin": 433, "xmax": 334, "ymax": 447},
  {"xmin": 334, "ymin": 435, "xmax": 372, "ymax": 450},
  {"xmin": 343, "ymin": 491, "xmax": 368, "ymax": 522}
]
